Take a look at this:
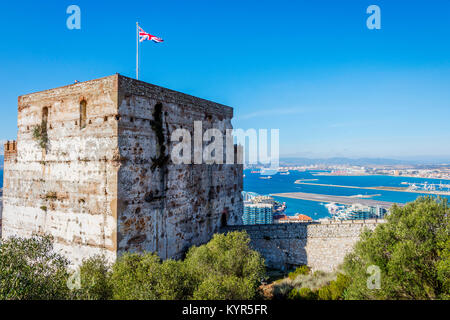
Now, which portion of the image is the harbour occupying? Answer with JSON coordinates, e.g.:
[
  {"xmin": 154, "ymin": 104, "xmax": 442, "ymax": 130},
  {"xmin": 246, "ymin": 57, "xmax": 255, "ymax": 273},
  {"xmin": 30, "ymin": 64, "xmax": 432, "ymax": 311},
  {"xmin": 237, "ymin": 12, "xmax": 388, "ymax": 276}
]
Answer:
[{"xmin": 244, "ymin": 169, "xmax": 450, "ymax": 219}]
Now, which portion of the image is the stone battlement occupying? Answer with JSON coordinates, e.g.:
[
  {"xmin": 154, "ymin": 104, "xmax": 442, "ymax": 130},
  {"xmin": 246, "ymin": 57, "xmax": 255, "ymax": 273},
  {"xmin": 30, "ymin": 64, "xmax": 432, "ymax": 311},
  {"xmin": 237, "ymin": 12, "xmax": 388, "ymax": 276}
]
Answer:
[
  {"xmin": 4, "ymin": 140, "xmax": 17, "ymax": 161},
  {"xmin": 223, "ymin": 219, "xmax": 385, "ymax": 272}
]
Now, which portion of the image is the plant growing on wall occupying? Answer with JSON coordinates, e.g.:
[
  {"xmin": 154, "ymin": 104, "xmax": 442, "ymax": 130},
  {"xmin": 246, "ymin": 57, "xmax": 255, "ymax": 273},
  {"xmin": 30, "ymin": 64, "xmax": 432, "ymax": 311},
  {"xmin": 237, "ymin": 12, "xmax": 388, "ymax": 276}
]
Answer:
[{"xmin": 32, "ymin": 120, "xmax": 48, "ymax": 149}]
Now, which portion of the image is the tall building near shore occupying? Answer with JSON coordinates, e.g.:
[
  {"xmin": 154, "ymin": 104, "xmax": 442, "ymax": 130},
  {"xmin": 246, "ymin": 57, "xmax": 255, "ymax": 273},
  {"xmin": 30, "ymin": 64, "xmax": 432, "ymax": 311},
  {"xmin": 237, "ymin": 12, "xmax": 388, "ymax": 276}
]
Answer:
[
  {"xmin": 1, "ymin": 74, "xmax": 243, "ymax": 264},
  {"xmin": 243, "ymin": 203, "xmax": 273, "ymax": 225}
]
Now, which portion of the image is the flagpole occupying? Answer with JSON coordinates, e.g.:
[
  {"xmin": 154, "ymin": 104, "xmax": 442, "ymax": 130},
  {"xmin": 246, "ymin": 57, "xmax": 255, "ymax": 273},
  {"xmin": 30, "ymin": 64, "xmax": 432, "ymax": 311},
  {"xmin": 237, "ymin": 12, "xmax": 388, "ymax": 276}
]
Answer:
[{"xmin": 136, "ymin": 22, "xmax": 139, "ymax": 80}]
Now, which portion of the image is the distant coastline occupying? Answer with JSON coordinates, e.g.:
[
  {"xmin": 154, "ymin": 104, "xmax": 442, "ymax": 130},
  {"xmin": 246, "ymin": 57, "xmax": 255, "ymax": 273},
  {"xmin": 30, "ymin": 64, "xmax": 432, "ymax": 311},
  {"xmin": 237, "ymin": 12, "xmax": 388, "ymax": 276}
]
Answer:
[{"xmin": 280, "ymin": 156, "xmax": 450, "ymax": 166}]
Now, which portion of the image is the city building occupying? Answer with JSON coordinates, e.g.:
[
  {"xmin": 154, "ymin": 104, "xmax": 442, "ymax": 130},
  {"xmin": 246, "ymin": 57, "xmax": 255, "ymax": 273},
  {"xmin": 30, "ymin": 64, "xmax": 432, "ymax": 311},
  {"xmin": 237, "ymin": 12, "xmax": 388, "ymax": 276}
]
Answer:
[
  {"xmin": 241, "ymin": 192, "xmax": 287, "ymax": 224},
  {"xmin": 243, "ymin": 202, "xmax": 273, "ymax": 225},
  {"xmin": 325, "ymin": 203, "xmax": 387, "ymax": 221},
  {"xmin": 275, "ymin": 213, "xmax": 312, "ymax": 223}
]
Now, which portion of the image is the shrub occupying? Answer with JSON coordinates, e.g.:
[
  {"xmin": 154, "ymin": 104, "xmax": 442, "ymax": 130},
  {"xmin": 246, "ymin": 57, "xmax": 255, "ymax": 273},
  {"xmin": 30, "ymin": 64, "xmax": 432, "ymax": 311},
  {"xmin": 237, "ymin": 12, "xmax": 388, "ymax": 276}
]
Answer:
[
  {"xmin": 75, "ymin": 255, "xmax": 112, "ymax": 300},
  {"xmin": 288, "ymin": 287, "xmax": 317, "ymax": 300},
  {"xmin": 273, "ymin": 268, "xmax": 343, "ymax": 300},
  {"xmin": 317, "ymin": 286, "xmax": 332, "ymax": 300},
  {"xmin": 193, "ymin": 274, "xmax": 255, "ymax": 300},
  {"xmin": 272, "ymin": 281, "xmax": 294, "ymax": 299},
  {"xmin": 437, "ymin": 238, "xmax": 450, "ymax": 299},
  {"xmin": 154, "ymin": 259, "xmax": 196, "ymax": 300},
  {"xmin": 329, "ymin": 273, "xmax": 351, "ymax": 300},
  {"xmin": 288, "ymin": 265, "xmax": 310, "ymax": 280},
  {"xmin": 184, "ymin": 231, "xmax": 266, "ymax": 300},
  {"xmin": 291, "ymin": 270, "xmax": 336, "ymax": 291},
  {"xmin": 0, "ymin": 235, "xmax": 71, "ymax": 300},
  {"xmin": 110, "ymin": 252, "xmax": 192, "ymax": 300},
  {"xmin": 342, "ymin": 197, "xmax": 450, "ymax": 300},
  {"xmin": 0, "ymin": 231, "xmax": 266, "ymax": 300},
  {"xmin": 315, "ymin": 273, "xmax": 351, "ymax": 300},
  {"xmin": 32, "ymin": 121, "xmax": 48, "ymax": 149}
]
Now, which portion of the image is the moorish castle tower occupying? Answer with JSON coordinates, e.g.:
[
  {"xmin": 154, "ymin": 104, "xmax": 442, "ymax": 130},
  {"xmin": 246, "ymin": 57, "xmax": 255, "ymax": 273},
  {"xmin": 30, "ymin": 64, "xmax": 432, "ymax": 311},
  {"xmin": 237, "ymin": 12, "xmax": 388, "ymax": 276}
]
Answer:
[{"xmin": 1, "ymin": 74, "xmax": 243, "ymax": 264}]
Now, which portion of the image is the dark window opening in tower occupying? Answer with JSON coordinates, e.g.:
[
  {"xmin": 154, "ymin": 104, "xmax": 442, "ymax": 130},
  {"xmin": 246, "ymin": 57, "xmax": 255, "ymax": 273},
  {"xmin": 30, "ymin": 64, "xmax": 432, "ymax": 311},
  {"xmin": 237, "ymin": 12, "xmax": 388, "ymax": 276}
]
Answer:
[
  {"xmin": 80, "ymin": 100, "xmax": 87, "ymax": 129},
  {"xmin": 42, "ymin": 107, "xmax": 49, "ymax": 125},
  {"xmin": 221, "ymin": 212, "xmax": 228, "ymax": 228}
]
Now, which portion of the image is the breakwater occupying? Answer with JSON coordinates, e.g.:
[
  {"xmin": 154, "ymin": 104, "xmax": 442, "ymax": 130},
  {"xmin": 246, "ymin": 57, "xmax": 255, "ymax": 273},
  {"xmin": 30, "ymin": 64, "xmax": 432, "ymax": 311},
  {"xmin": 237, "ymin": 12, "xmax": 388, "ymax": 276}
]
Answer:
[{"xmin": 271, "ymin": 192, "xmax": 402, "ymax": 208}]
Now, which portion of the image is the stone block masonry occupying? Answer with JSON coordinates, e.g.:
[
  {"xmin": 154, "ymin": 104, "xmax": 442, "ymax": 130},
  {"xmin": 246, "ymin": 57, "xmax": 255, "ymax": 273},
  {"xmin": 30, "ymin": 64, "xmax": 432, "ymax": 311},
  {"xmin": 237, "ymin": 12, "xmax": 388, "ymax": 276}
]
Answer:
[
  {"xmin": 0, "ymin": 188, "xmax": 2, "ymax": 237},
  {"xmin": 223, "ymin": 219, "xmax": 384, "ymax": 272},
  {"xmin": 2, "ymin": 74, "xmax": 243, "ymax": 265}
]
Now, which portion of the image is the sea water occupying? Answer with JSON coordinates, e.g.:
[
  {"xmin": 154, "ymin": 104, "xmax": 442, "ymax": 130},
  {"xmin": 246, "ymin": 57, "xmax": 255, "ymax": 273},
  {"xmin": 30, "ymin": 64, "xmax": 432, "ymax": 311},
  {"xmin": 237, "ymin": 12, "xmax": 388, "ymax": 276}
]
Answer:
[{"xmin": 244, "ymin": 169, "xmax": 450, "ymax": 219}]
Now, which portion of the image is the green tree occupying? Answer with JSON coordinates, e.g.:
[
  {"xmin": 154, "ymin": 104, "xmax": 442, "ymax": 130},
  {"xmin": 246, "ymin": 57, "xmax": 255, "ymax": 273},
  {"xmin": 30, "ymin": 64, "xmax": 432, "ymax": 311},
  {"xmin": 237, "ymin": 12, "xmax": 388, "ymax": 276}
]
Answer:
[
  {"xmin": 184, "ymin": 231, "xmax": 266, "ymax": 300},
  {"xmin": 111, "ymin": 252, "xmax": 161, "ymax": 299},
  {"xmin": 154, "ymin": 259, "xmax": 196, "ymax": 300},
  {"xmin": 343, "ymin": 196, "xmax": 450, "ymax": 300},
  {"xmin": 436, "ymin": 238, "xmax": 450, "ymax": 299},
  {"xmin": 0, "ymin": 231, "xmax": 266, "ymax": 300},
  {"xmin": 75, "ymin": 255, "xmax": 113, "ymax": 300},
  {"xmin": 288, "ymin": 287, "xmax": 317, "ymax": 300},
  {"xmin": 193, "ymin": 274, "xmax": 255, "ymax": 300},
  {"xmin": 0, "ymin": 235, "xmax": 71, "ymax": 300},
  {"xmin": 109, "ymin": 252, "xmax": 194, "ymax": 300}
]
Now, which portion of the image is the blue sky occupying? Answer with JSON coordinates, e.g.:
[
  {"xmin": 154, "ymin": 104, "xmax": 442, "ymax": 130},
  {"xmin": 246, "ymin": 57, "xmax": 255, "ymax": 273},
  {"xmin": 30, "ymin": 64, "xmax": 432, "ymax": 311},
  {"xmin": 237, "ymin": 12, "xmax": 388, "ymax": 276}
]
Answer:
[{"xmin": 1, "ymin": 0, "xmax": 449, "ymax": 159}]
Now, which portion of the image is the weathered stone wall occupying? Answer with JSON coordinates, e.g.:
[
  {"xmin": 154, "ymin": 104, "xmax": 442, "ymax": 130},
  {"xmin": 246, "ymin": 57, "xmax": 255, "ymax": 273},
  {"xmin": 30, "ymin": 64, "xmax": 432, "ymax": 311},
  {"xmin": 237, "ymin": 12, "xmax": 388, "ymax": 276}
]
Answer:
[
  {"xmin": 2, "ymin": 74, "xmax": 243, "ymax": 264},
  {"xmin": 2, "ymin": 76, "xmax": 121, "ymax": 264},
  {"xmin": 0, "ymin": 188, "xmax": 2, "ymax": 237},
  {"xmin": 116, "ymin": 76, "xmax": 243, "ymax": 259},
  {"xmin": 224, "ymin": 219, "xmax": 384, "ymax": 272}
]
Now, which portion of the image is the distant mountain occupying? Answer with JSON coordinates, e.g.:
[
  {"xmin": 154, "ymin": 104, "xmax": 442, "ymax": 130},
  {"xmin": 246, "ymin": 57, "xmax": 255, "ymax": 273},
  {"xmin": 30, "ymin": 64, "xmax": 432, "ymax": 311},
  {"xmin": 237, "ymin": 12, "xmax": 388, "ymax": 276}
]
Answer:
[{"xmin": 279, "ymin": 157, "xmax": 448, "ymax": 166}]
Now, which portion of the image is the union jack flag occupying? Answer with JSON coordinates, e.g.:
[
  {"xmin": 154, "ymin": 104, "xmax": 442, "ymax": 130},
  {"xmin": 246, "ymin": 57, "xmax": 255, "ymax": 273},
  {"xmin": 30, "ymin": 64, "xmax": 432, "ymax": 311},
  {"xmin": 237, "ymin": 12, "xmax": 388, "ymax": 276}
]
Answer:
[{"xmin": 139, "ymin": 27, "xmax": 164, "ymax": 43}]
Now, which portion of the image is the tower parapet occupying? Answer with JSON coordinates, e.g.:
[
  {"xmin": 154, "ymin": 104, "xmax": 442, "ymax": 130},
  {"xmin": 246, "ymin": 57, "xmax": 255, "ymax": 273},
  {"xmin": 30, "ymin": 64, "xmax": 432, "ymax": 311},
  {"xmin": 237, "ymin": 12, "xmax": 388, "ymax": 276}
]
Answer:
[{"xmin": 4, "ymin": 140, "xmax": 17, "ymax": 161}]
